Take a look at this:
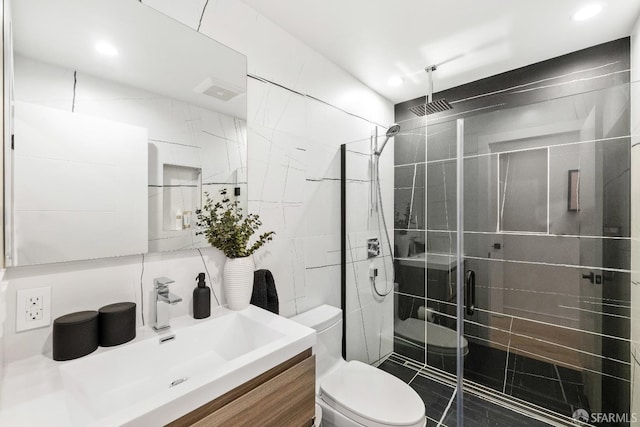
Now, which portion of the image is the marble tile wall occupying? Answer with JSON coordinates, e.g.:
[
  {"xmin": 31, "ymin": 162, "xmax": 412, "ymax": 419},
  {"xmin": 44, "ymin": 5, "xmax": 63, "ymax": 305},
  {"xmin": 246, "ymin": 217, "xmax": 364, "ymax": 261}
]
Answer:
[
  {"xmin": 344, "ymin": 135, "xmax": 395, "ymax": 364},
  {"xmin": 248, "ymin": 75, "xmax": 378, "ymax": 318},
  {"xmin": 630, "ymin": 13, "xmax": 640, "ymax": 421},
  {"xmin": 1, "ymin": 0, "xmax": 392, "ymax": 363}
]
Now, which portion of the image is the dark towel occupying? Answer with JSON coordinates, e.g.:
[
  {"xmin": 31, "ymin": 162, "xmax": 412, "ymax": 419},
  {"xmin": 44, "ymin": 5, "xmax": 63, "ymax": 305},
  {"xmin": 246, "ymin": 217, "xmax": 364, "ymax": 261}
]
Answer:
[{"xmin": 251, "ymin": 269, "xmax": 279, "ymax": 314}]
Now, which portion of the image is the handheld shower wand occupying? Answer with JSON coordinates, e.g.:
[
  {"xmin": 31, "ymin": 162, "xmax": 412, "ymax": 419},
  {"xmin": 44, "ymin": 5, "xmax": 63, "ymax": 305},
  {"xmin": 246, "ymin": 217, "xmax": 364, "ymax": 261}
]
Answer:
[
  {"xmin": 374, "ymin": 124, "xmax": 401, "ymax": 156},
  {"xmin": 371, "ymin": 124, "xmax": 402, "ymax": 298}
]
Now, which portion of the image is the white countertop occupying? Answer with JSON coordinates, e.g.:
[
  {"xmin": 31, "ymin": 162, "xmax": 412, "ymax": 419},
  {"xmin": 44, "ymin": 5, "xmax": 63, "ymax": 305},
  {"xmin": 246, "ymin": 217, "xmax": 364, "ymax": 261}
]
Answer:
[{"xmin": 0, "ymin": 305, "xmax": 315, "ymax": 426}]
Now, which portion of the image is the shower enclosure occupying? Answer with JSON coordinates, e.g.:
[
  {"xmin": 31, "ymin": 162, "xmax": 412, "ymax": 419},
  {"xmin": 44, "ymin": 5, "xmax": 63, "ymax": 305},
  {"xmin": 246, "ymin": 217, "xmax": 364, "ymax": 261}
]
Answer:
[{"xmin": 342, "ymin": 39, "xmax": 635, "ymax": 426}]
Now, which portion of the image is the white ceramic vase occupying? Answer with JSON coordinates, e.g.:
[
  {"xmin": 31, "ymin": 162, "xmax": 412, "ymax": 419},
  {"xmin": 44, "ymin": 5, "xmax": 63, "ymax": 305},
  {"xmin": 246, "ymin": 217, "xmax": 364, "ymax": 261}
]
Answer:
[
  {"xmin": 223, "ymin": 256, "xmax": 254, "ymax": 310},
  {"xmin": 395, "ymin": 233, "xmax": 411, "ymax": 258}
]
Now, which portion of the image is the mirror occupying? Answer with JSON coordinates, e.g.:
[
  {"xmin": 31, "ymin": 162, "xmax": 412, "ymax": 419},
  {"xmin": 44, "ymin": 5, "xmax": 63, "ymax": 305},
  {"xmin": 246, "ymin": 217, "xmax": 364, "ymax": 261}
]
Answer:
[{"xmin": 6, "ymin": 0, "xmax": 248, "ymax": 266}]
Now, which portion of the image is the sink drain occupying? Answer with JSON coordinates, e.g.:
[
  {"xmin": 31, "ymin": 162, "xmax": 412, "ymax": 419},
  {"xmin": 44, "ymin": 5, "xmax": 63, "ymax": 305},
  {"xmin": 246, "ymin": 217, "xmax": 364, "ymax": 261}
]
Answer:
[{"xmin": 170, "ymin": 377, "xmax": 188, "ymax": 388}]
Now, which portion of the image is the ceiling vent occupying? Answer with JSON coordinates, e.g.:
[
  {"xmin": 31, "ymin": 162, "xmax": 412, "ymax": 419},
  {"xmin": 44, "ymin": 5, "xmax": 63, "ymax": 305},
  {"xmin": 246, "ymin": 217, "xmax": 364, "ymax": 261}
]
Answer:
[{"xmin": 193, "ymin": 77, "xmax": 245, "ymax": 101}]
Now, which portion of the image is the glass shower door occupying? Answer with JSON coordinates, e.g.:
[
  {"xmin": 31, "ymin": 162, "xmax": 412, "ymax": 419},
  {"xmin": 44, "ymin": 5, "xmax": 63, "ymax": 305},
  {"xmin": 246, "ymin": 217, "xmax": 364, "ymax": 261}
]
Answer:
[
  {"xmin": 393, "ymin": 114, "xmax": 463, "ymax": 425},
  {"xmin": 458, "ymin": 84, "xmax": 631, "ymax": 426},
  {"xmin": 391, "ymin": 74, "xmax": 633, "ymax": 427}
]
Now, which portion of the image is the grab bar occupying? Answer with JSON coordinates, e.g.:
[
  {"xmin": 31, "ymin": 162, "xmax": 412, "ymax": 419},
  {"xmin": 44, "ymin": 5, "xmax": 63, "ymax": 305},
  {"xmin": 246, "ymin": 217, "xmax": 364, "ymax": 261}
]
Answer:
[{"xmin": 465, "ymin": 270, "xmax": 475, "ymax": 316}]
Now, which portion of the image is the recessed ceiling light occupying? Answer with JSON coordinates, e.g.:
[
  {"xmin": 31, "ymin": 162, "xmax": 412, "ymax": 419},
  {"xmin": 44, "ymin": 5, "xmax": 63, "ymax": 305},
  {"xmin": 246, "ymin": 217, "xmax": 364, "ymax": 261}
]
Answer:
[
  {"xmin": 572, "ymin": 4, "xmax": 603, "ymax": 21},
  {"xmin": 388, "ymin": 76, "xmax": 403, "ymax": 87},
  {"xmin": 95, "ymin": 42, "xmax": 118, "ymax": 56}
]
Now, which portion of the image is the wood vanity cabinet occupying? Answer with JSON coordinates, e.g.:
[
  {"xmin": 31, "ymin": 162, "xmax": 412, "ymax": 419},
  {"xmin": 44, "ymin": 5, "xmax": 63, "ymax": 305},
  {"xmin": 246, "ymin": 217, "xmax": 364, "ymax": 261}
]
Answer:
[{"xmin": 168, "ymin": 349, "xmax": 316, "ymax": 427}]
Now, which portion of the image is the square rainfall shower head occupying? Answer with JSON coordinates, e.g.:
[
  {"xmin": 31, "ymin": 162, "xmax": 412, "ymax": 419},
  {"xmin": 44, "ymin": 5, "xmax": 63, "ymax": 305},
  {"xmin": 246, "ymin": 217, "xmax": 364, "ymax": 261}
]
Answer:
[{"xmin": 409, "ymin": 99, "xmax": 453, "ymax": 117}]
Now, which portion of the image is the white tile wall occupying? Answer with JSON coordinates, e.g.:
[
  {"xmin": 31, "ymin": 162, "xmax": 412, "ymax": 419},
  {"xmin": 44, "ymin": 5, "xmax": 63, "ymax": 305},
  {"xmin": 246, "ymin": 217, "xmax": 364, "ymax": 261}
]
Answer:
[
  {"xmin": 2, "ymin": 0, "xmax": 392, "ymax": 364},
  {"xmin": 343, "ymin": 125, "xmax": 395, "ymax": 364},
  {"xmin": 631, "ymin": 13, "xmax": 640, "ymax": 418},
  {"xmin": 13, "ymin": 102, "xmax": 148, "ymax": 266},
  {"xmin": 246, "ymin": 77, "xmax": 387, "ymax": 324},
  {"xmin": 4, "ymin": 248, "xmax": 226, "ymax": 361}
]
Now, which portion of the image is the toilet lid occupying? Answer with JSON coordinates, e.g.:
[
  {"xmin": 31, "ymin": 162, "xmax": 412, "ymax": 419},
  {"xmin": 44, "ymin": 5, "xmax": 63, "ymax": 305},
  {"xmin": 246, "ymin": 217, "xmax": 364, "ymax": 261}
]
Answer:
[{"xmin": 320, "ymin": 360, "xmax": 425, "ymax": 427}]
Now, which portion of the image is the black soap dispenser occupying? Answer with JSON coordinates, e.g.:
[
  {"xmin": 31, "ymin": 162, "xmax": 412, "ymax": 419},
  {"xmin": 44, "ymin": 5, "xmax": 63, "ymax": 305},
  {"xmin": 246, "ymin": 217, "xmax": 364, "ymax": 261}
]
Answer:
[{"xmin": 193, "ymin": 272, "xmax": 211, "ymax": 319}]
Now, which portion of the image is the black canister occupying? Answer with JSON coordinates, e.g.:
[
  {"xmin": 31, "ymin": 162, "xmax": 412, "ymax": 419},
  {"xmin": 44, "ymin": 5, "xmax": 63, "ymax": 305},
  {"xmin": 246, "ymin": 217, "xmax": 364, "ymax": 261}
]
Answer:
[
  {"xmin": 193, "ymin": 272, "xmax": 211, "ymax": 319},
  {"xmin": 98, "ymin": 302, "xmax": 136, "ymax": 347},
  {"xmin": 53, "ymin": 311, "xmax": 99, "ymax": 361}
]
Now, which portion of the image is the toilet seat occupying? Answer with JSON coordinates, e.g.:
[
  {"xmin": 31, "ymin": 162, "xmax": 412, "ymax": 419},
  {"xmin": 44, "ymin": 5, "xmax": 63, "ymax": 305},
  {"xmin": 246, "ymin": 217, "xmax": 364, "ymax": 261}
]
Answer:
[{"xmin": 319, "ymin": 360, "xmax": 425, "ymax": 427}]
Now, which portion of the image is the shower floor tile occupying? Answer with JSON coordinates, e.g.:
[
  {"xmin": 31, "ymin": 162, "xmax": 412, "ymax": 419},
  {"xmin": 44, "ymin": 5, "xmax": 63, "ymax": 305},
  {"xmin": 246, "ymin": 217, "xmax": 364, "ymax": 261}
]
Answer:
[
  {"xmin": 442, "ymin": 393, "xmax": 552, "ymax": 427},
  {"xmin": 378, "ymin": 355, "xmax": 553, "ymax": 427},
  {"xmin": 506, "ymin": 352, "xmax": 589, "ymax": 416},
  {"xmin": 463, "ymin": 342, "xmax": 507, "ymax": 392},
  {"xmin": 377, "ymin": 357, "xmax": 418, "ymax": 383}
]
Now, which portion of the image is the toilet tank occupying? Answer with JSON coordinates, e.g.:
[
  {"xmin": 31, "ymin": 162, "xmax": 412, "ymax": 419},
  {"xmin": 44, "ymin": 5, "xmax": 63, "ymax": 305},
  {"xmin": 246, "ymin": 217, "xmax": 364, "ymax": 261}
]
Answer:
[{"xmin": 291, "ymin": 305, "xmax": 343, "ymax": 380}]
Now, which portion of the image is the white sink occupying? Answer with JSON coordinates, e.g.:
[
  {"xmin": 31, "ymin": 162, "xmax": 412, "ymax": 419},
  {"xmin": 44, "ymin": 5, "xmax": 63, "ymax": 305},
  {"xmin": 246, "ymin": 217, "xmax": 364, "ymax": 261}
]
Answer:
[
  {"xmin": 398, "ymin": 252, "xmax": 457, "ymax": 271},
  {"xmin": 58, "ymin": 306, "xmax": 315, "ymax": 426}
]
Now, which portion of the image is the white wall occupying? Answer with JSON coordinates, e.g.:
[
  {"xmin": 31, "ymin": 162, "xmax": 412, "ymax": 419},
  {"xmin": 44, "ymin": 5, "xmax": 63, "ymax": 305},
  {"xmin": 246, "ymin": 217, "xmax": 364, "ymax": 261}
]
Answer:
[
  {"xmin": 2, "ymin": 0, "xmax": 392, "ymax": 363},
  {"xmin": 630, "ymin": 12, "xmax": 640, "ymax": 419}
]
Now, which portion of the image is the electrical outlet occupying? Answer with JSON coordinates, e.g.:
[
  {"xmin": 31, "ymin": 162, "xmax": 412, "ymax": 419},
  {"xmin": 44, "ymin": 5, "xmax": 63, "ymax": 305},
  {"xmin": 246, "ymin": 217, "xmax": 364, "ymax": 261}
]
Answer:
[
  {"xmin": 26, "ymin": 306, "xmax": 43, "ymax": 321},
  {"xmin": 28, "ymin": 295, "xmax": 43, "ymax": 308},
  {"xmin": 16, "ymin": 287, "xmax": 51, "ymax": 332}
]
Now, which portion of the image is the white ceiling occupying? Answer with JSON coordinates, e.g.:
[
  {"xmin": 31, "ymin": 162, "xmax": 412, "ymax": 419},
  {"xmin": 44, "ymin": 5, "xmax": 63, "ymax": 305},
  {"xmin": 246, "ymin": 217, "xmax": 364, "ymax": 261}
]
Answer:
[{"xmin": 241, "ymin": 0, "xmax": 640, "ymax": 104}]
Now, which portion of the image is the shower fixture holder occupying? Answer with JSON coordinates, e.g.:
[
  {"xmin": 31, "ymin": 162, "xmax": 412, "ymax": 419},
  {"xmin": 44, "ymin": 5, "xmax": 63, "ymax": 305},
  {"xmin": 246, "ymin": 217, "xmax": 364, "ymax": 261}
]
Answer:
[{"xmin": 367, "ymin": 238, "xmax": 380, "ymax": 258}]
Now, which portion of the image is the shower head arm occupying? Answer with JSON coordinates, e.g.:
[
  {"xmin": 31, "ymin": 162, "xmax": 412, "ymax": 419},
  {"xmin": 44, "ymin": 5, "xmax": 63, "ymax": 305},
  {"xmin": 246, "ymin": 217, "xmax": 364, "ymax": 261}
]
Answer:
[{"xmin": 425, "ymin": 65, "xmax": 437, "ymax": 104}]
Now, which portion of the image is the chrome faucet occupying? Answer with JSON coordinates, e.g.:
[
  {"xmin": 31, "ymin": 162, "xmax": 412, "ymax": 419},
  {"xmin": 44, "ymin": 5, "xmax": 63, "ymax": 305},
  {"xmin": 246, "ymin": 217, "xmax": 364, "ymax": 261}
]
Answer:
[{"xmin": 153, "ymin": 277, "xmax": 182, "ymax": 331}]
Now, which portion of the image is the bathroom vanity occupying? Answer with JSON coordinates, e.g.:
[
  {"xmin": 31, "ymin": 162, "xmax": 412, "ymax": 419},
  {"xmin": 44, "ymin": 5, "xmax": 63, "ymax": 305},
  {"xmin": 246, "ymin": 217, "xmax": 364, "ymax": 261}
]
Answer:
[
  {"xmin": 0, "ymin": 306, "xmax": 316, "ymax": 426},
  {"xmin": 169, "ymin": 350, "xmax": 315, "ymax": 426}
]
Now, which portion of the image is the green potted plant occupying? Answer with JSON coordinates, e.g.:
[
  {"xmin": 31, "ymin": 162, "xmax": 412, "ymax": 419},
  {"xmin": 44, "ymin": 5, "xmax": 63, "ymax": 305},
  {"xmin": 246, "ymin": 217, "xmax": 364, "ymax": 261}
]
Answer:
[{"xmin": 196, "ymin": 189, "xmax": 274, "ymax": 310}]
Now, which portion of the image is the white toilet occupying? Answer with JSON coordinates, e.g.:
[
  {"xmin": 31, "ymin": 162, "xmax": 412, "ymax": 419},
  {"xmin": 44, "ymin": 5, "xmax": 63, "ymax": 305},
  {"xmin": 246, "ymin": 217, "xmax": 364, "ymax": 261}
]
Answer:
[{"xmin": 292, "ymin": 305, "xmax": 426, "ymax": 427}]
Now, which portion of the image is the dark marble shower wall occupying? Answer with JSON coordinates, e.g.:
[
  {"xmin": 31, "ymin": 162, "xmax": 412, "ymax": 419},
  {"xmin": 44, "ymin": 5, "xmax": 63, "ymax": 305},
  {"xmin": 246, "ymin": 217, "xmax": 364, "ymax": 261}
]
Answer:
[{"xmin": 393, "ymin": 38, "xmax": 631, "ymax": 424}]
